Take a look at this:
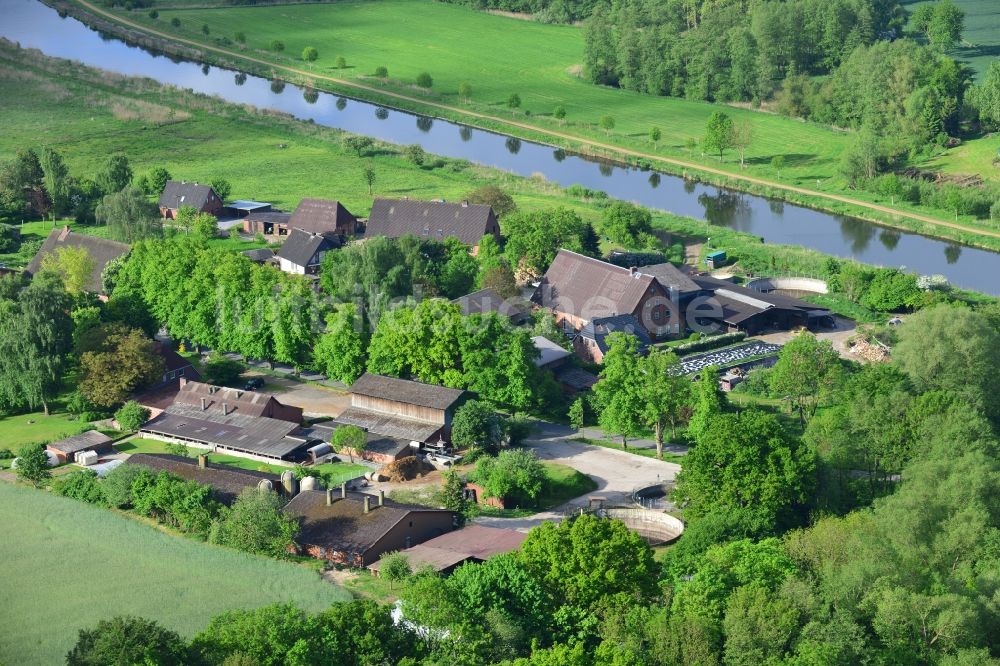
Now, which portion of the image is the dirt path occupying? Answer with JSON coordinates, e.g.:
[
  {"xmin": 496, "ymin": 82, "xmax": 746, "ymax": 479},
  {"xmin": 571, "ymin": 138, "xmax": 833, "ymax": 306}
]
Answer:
[{"xmin": 74, "ymin": 0, "xmax": 1000, "ymax": 245}]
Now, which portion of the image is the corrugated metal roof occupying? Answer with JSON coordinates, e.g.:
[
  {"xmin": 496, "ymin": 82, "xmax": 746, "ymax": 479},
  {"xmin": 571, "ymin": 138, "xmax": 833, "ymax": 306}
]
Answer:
[
  {"xmin": 367, "ymin": 198, "xmax": 497, "ymax": 246},
  {"xmin": 350, "ymin": 374, "xmax": 467, "ymax": 411}
]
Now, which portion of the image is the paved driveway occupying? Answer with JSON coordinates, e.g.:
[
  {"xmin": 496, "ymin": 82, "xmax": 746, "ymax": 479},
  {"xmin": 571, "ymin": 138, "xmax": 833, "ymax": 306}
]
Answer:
[{"xmin": 474, "ymin": 422, "xmax": 681, "ymax": 531}]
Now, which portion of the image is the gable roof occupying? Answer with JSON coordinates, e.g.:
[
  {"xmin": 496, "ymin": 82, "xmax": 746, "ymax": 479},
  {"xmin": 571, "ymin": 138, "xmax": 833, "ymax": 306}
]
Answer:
[
  {"xmin": 156, "ymin": 343, "xmax": 196, "ymax": 373},
  {"xmin": 637, "ymin": 262, "xmax": 701, "ymax": 294},
  {"xmin": 350, "ymin": 373, "xmax": 467, "ymax": 412},
  {"xmin": 283, "ymin": 490, "xmax": 453, "ymax": 555},
  {"xmin": 241, "ymin": 248, "xmax": 276, "ymax": 263},
  {"xmin": 367, "ymin": 198, "xmax": 496, "ymax": 246},
  {"xmin": 533, "ymin": 249, "xmax": 660, "ymax": 322},
  {"xmin": 158, "ymin": 181, "xmax": 220, "ymax": 211},
  {"xmin": 579, "ymin": 314, "xmax": 653, "ymax": 355},
  {"xmin": 532, "ymin": 335, "xmax": 572, "ymax": 367},
  {"xmin": 25, "ymin": 227, "xmax": 130, "ymax": 293},
  {"xmin": 246, "ymin": 211, "xmax": 292, "ymax": 225},
  {"xmin": 172, "ymin": 380, "xmax": 298, "ymax": 421},
  {"xmin": 276, "ymin": 229, "xmax": 337, "ymax": 267},
  {"xmin": 124, "ymin": 453, "xmax": 281, "ymax": 505},
  {"xmin": 690, "ymin": 275, "xmax": 832, "ymax": 320},
  {"xmin": 451, "ymin": 288, "xmax": 529, "ymax": 320},
  {"xmin": 47, "ymin": 430, "xmax": 113, "ymax": 455},
  {"xmin": 288, "ymin": 199, "xmax": 356, "ymax": 235}
]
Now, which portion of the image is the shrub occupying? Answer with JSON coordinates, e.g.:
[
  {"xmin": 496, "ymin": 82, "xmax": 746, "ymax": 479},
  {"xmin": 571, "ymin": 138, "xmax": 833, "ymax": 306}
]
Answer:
[
  {"xmin": 203, "ymin": 353, "xmax": 245, "ymax": 386},
  {"xmin": 115, "ymin": 401, "xmax": 150, "ymax": 432},
  {"xmin": 0, "ymin": 223, "xmax": 20, "ymax": 253},
  {"xmin": 302, "ymin": 46, "xmax": 319, "ymax": 62},
  {"xmin": 416, "ymin": 72, "xmax": 433, "ymax": 89},
  {"xmin": 234, "ymin": 31, "xmax": 246, "ymax": 43},
  {"xmin": 102, "ymin": 463, "xmax": 142, "ymax": 509},
  {"xmin": 672, "ymin": 331, "xmax": 747, "ymax": 355},
  {"xmin": 210, "ymin": 489, "xmax": 298, "ymax": 556},
  {"xmin": 14, "ymin": 444, "xmax": 51, "ymax": 487},
  {"xmin": 148, "ymin": 9, "xmax": 158, "ymax": 19},
  {"xmin": 53, "ymin": 470, "xmax": 105, "ymax": 504},
  {"xmin": 170, "ymin": 17, "xmax": 180, "ymax": 27},
  {"xmin": 374, "ymin": 65, "xmax": 388, "ymax": 78},
  {"xmin": 66, "ymin": 616, "xmax": 188, "ymax": 666},
  {"xmin": 472, "ymin": 449, "xmax": 545, "ymax": 507},
  {"xmin": 270, "ymin": 39, "xmax": 284, "ymax": 52},
  {"xmin": 404, "ymin": 144, "xmax": 426, "ymax": 166},
  {"xmin": 335, "ymin": 56, "xmax": 347, "ymax": 69}
]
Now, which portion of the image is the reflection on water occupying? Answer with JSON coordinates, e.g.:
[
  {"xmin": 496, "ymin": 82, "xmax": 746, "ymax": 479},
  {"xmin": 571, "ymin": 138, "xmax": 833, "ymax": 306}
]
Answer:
[{"xmin": 3, "ymin": 0, "xmax": 1000, "ymax": 294}]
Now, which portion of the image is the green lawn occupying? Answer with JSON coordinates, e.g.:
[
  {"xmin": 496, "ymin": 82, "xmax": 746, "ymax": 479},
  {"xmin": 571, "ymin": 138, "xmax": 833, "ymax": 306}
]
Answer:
[
  {"xmin": 0, "ymin": 410, "xmax": 90, "ymax": 450},
  {"xmin": 151, "ymin": 0, "xmax": 850, "ymax": 187},
  {"xmin": 116, "ymin": 437, "xmax": 368, "ymax": 481},
  {"xmin": 0, "ymin": 482, "xmax": 348, "ymax": 665},
  {"xmin": 903, "ymin": 0, "xmax": 1000, "ymax": 81}
]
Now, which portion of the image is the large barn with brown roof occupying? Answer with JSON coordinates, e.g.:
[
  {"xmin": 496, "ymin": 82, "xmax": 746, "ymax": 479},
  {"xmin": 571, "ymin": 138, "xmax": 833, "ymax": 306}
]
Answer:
[
  {"xmin": 139, "ymin": 379, "xmax": 313, "ymax": 462},
  {"xmin": 25, "ymin": 227, "xmax": 130, "ymax": 295},
  {"xmin": 284, "ymin": 489, "xmax": 456, "ymax": 567},
  {"xmin": 365, "ymin": 198, "xmax": 500, "ymax": 252},
  {"xmin": 334, "ymin": 373, "xmax": 470, "ymax": 444},
  {"xmin": 533, "ymin": 250, "xmax": 679, "ymax": 340}
]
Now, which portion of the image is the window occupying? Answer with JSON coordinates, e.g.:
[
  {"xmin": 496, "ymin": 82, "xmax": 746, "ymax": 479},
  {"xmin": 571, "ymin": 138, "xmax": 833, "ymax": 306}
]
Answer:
[{"xmin": 653, "ymin": 311, "xmax": 661, "ymax": 321}]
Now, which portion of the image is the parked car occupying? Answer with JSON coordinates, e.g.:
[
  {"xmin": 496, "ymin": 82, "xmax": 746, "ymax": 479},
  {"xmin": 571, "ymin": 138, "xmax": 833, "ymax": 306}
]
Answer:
[{"xmin": 244, "ymin": 377, "xmax": 265, "ymax": 391}]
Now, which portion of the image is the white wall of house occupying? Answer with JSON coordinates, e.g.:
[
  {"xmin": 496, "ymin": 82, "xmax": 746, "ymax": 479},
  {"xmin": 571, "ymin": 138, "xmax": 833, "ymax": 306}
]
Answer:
[{"xmin": 279, "ymin": 257, "xmax": 306, "ymax": 275}]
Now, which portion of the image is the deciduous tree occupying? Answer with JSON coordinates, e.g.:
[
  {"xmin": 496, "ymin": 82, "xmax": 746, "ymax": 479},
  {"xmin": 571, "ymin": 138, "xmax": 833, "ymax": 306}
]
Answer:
[
  {"xmin": 452, "ymin": 400, "xmax": 504, "ymax": 455},
  {"xmin": 313, "ymin": 304, "xmax": 367, "ymax": 385},
  {"xmin": 210, "ymin": 488, "xmax": 299, "ymax": 556},
  {"xmin": 592, "ymin": 332, "xmax": 645, "ymax": 448},
  {"xmin": 704, "ymin": 111, "xmax": 734, "ymax": 160},
  {"xmin": 78, "ymin": 324, "xmax": 165, "ymax": 408},
  {"xmin": 41, "ymin": 245, "xmax": 95, "ymax": 295},
  {"xmin": 67, "ymin": 616, "xmax": 188, "ymax": 666}
]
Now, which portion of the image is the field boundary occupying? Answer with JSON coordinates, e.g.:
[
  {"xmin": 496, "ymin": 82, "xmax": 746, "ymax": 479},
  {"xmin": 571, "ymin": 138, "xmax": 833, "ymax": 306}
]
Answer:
[{"xmin": 60, "ymin": 0, "xmax": 1000, "ymax": 248}]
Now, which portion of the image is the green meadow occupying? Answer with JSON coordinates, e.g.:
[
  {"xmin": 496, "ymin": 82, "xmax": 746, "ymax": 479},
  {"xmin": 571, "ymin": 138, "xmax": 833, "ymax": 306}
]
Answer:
[
  {"xmin": 0, "ymin": 482, "xmax": 348, "ymax": 665},
  {"xmin": 147, "ymin": 1, "xmax": 851, "ymax": 182},
  {"xmin": 903, "ymin": 0, "xmax": 1000, "ymax": 81}
]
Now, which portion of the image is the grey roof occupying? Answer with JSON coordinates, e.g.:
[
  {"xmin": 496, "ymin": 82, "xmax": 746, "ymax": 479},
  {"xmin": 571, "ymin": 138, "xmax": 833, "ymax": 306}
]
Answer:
[
  {"xmin": 141, "ymin": 405, "xmax": 307, "ymax": 458},
  {"xmin": 246, "ymin": 211, "xmax": 292, "ymax": 225},
  {"xmin": 533, "ymin": 249, "xmax": 661, "ymax": 322},
  {"xmin": 690, "ymin": 275, "xmax": 831, "ymax": 323},
  {"xmin": 25, "ymin": 227, "xmax": 130, "ymax": 293},
  {"xmin": 637, "ymin": 262, "xmax": 700, "ymax": 294},
  {"xmin": 452, "ymin": 288, "xmax": 529, "ymax": 321},
  {"xmin": 124, "ymin": 453, "xmax": 281, "ymax": 505},
  {"xmin": 555, "ymin": 366, "xmax": 599, "ymax": 391},
  {"xmin": 305, "ymin": 424, "xmax": 413, "ymax": 457},
  {"xmin": 334, "ymin": 406, "xmax": 443, "ymax": 443},
  {"xmin": 532, "ymin": 335, "xmax": 571, "ymax": 367},
  {"xmin": 229, "ymin": 200, "xmax": 271, "ymax": 212},
  {"xmin": 241, "ymin": 248, "xmax": 276, "ymax": 263},
  {"xmin": 288, "ymin": 199, "xmax": 357, "ymax": 235},
  {"xmin": 367, "ymin": 198, "xmax": 497, "ymax": 246},
  {"xmin": 276, "ymin": 228, "xmax": 336, "ymax": 267},
  {"xmin": 284, "ymin": 489, "xmax": 453, "ymax": 555},
  {"xmin": 47, "ymin": 430, "xmax": 112, "ymax": 454},
  {"xmin": 158, "ymin": 181, "xmax": 220, "ymax": 211},
  {"xmin": 579, "ymin": 314, "xmax": 653, "ymax": 355},
  {"xmin": 173, "ymin": 380, "xmax": 300, "ymax": 422},
  {"xmin": 350, "ymin": 373, "xmax": 467, "ymax": 411}
]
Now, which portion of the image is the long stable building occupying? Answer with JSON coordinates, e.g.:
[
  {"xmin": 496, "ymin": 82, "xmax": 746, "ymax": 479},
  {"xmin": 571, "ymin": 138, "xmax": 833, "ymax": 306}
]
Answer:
[
  {"xmin": 139, "ymin": 379, "xmax": 314, "ymax": 463},
  {"xmin": 334, "ymin": 373, "xmax": 470, "ymax": 445}
]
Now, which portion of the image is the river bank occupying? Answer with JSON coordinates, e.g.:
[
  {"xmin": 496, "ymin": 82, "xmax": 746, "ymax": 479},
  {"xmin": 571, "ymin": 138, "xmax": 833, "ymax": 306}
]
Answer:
[
  {"xmin": 50, "ymin": 0, "xmax": 1000, "ymax": 255},
  {"xmin": 1, "ymin": 21, "xmax": 998, "ymax": 306}
]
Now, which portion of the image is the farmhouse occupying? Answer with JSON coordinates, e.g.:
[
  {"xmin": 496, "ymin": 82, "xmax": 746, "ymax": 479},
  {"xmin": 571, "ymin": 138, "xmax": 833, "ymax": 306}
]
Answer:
[
  {"xmin": 366, "ymin": 198, "xmax": 501, "ymax": 252},
  {"xmin": 158, "ymin": 181, "xmax": 224, "ymax": 219},
  {"xmin": 275, "ymin": 229, "xmax": 338, "ymax": 275},
  {"xmin": 25, "ymin": 227, "xmax": 130, "ymax": 295},
  {"xmin": 452, "ymin": 287, "xmax": 530, "ymax": 324},
  {"xmin": 124, "ymin": 453, "xmax": 283, "ymax": 505},
  {"xmin": 334, "ymin": 373, "xmax": 469, "ymax": 445},
  {"xmin": 690, "ymin": 275, "xmax": 835, "ymax": 335},
  {"xmin": 573, "ymin": 313, "xmax": 653, "ymax": 364},
  {"xmin": 284, "ymin": 488, "xmax": 456, "ymax": 567},
  {"xmin": 533, "ymin": 249, "xmax": 678, "ymax": 339},
  {"xmin": 46, "ymin": 430, "xmax": 114, "ymax": 464},
  {"xmin": 139, "ymin": 379, "xmax": 312, "ymax": 462},
  {"xmin": 369, "ymin": 525, "xmax": 527, "ymax": 575}
]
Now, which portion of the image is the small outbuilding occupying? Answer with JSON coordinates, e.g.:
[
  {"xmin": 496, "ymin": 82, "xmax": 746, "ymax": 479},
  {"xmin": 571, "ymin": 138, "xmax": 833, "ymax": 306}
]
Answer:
[{"xmin": 46, "ymin": 430, "xmax": 114, "ymax": 464}]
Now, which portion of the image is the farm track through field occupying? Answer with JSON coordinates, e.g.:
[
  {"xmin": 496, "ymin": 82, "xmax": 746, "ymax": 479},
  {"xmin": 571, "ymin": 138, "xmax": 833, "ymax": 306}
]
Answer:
[{"xmin": 73, "ymin": 0, "xmax": 1000, "ymax": 245}]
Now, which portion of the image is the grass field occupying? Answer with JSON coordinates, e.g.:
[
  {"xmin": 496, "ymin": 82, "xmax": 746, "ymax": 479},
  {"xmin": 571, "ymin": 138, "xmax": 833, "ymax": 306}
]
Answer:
[
  {"xmin": 116, "ymin": 437, "xmax": 369, "ymax": 480},
  {"xmin": 150, "ymin": 0, "xmax": 850, "ymax": 186},
  {"xmin": 903, "ymin": 0, "xmax": 1000, "ymax": 81},
  {"xmin": 95, "ymin": 0, "xmax": 1000, "ymax": 239},
  {"xmin": 0, "ymin": 482, "xmax": 349, "ymax": 665},
  {"xmin": 0, "ymin": 409, "xmax": 90, "ymax": 450}
]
